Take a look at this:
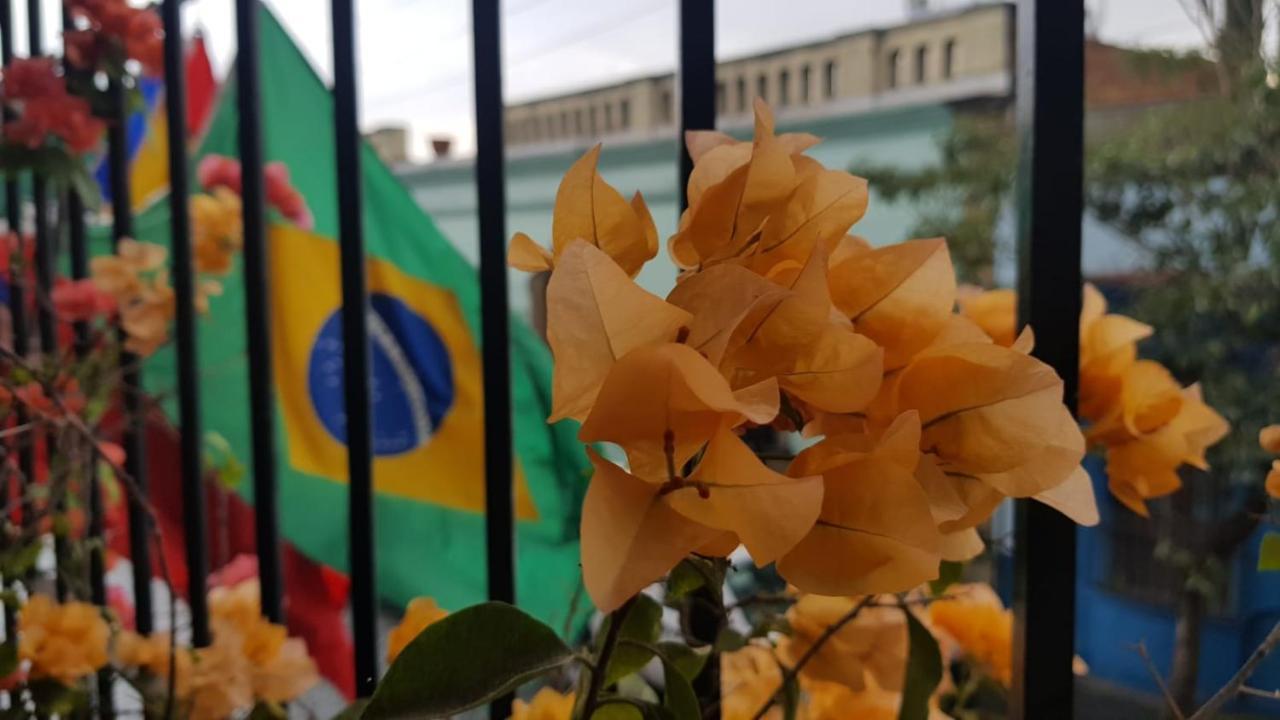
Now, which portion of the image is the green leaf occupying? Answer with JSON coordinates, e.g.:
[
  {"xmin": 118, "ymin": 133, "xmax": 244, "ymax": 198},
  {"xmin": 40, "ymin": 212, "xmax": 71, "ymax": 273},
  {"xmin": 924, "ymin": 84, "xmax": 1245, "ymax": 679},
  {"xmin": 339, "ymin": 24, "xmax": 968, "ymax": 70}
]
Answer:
[
  {"xmin": 660, "ymin": 653, "xmax": 700, "ymax": 720},
  {"xmin": 592, "ymin": 698, "xmax": 672, "ymax": 720},
  {"xmin": 655, "ymin": 642, "xmax": 708, "ymax": 681},
  {"xmin": 27, "ymin": 678, "xmax": 88, "ymax": 717},
  {"xmin": 362, "ymin": 602, "xmax": 575, "ymax": 719},
  {"xmin": 930, "ymin": 560, "xmax": 965, "ymax": 596},
  {"xmin": 1259, "ymin": 533, "xmax": 1280, "ymax": 571},
  {"xmin": 605, "ymin": 595, "xmax": 664, "ymax": 686},
  {"xmin": 713, "ymin": 627, "xmax": 747, "ymax": 653},
  {"xmin": 0, "ymin": 642, "xmax": 16, "ymax": 678},
  {"xmin": 616, "ymin": 674, "xmax": 660, "ymax": 704},
  {"xmin": 898, "ymin": 608, "xmax": 943, "ymax": 720},
  {"xmin": 0, "ymin": 542, "xmax": 43, "ymax": 578},
  {"xmin": 666, "ymin": 560, "xmax": 708, "ymax": 600},
  {"xmin": 248, "ymin": 702, "xmax": 288, "ymax": 720}
]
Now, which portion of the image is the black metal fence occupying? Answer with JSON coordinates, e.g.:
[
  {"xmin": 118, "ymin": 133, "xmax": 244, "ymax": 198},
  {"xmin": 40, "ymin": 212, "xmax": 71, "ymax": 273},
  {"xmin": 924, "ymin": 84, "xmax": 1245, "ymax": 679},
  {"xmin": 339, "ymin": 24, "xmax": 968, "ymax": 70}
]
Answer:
[{"xmin": 1, "ymin": 1, "xmax": 1085, "ymax": 718}]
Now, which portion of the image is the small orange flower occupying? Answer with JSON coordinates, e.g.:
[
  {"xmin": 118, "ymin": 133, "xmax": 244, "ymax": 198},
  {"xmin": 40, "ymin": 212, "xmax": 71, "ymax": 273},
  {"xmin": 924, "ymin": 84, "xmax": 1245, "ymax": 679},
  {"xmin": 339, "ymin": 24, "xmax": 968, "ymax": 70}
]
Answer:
[
  {"xmin": 929, "ymin": 583, "xmax": 1013, "ymax": 686},
  {"xmin": 509, "ymin": 687, "xmax": 576, "ymax": 720},
  {"xmin": 19, "ymin": 595, "xmax": 110, "ymax": 685},
  {"xmin": 386, "ymin": 597, "xmax": 449, "ymax": 664}
]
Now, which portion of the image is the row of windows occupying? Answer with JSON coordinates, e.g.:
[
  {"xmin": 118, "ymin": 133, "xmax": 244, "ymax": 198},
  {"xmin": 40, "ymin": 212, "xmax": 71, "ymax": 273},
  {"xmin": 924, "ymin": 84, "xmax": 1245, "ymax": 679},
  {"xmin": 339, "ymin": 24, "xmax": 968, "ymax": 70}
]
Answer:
[
  {"xmin": 715, "ymin": 59, "xmax": 838, "ymax": 115},
  {"xmin": 507, "ymin": 37, "xmax": 960, "ymax": 144},
  {"xmin": 887, "ymin": 37, "xmax": 958, "ymax": 89},
  {"xmin": 507, "ymin": 98, "xmax": 634, "ymax": 143}
]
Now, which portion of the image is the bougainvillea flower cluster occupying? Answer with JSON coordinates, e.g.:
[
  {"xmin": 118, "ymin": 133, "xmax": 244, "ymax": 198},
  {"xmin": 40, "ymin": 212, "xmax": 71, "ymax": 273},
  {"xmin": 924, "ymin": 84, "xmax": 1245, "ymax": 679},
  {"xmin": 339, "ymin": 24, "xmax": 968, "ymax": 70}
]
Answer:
[{"xmin": 509, "ymin": 99, "xmax": 1098, "ymax": 613}]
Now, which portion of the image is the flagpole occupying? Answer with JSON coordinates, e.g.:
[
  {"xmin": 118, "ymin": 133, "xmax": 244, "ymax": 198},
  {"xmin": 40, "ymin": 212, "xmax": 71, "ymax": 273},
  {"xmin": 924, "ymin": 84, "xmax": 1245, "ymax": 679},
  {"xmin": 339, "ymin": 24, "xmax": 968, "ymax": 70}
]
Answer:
[{"xmin": 330, "ymin": 0, "xmax": 378, "ymax": 697}]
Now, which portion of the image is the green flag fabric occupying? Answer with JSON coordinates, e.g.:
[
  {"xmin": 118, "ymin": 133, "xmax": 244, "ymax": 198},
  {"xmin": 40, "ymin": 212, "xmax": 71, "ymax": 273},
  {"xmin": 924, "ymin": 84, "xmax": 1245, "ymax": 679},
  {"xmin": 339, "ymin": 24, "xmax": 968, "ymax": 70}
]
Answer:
[{"xmin": 133, "ymin": 6, "xmax": 589, "ymax": 632}]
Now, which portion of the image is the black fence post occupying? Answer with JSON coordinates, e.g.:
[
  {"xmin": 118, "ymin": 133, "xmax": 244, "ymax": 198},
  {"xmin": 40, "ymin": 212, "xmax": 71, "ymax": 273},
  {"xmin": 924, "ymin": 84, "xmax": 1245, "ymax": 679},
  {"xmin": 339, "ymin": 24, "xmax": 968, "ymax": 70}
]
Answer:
[
  {"xmin": 471, "ymin": 0, "xmax": 514, "ymax": 715},
  {"xmin": 677, "ymin": 0, "xmax": 714, "ymax": 214},
  {"xmin": 330, "ymin": 0, "xmax": 378, "ymax": 697},
  {"xmin": 107, "ymin": 75, "xmax": 154, "ymax": 635},
  {"xmin": 26, "ymin": 0, "xmax": 54, "ymax": 356},
  {"xmin": 1011, "ymin": 1, "xmax": 1085, "ymax": 718},
  {"xmin": 676, "ymin": 3, "xmax": 719, "ymax": 717},
  {"xmin": 162, "ymin": 0, "xmax": 212, "ymax": 648},
  {"xmin": 0, "ymin": 0, "xmax": 36, "ymax": 548},
  {"xmin": 233, "ymin": 0, "xmax": 283, "ymax": 627}
]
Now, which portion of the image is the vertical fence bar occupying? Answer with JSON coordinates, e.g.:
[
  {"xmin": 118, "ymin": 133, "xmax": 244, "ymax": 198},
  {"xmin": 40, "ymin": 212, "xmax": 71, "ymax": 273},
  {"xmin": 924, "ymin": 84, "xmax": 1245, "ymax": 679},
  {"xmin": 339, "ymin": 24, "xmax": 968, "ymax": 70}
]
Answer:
[
  {"xmin": 1011, "ymin": 1, "xmax": 1084, "ymax": 718},
  {"xmin": 471, "ymin": 1, "xmax": 513, "ymax": 715},
  {"xmin": 677, "ymin": 0, "xmax": 714, "ymax": 214},
  {"xmin": 162, "ymin": 0, "xmax": 211, "ymax": 647},
  {"xmin": 0, "ymin": 0, "xmax": 36, "ymax": 540},
  {"xmin": 26, "ymin": 0, "xmax": 54, "ymax": 356},
  {"xmin": 676, "ymin": 3, "xmax": 718, "ymax": 716},
  {"xmin": 232, "ymin": 0, "xmax": 283, "ymax": 626},
  {"xmin": 108, "ymin": 76, "xmax": 154, "ymax": 635},
  {"xmin": 330, "ymin": 0, "xmax": 377, "ymax": 696}
]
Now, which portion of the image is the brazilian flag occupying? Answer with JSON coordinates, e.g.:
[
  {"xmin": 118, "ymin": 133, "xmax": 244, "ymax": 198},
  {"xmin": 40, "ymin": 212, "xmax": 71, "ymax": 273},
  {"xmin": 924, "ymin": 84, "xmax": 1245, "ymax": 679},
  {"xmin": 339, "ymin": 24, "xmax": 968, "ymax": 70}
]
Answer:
[{"xmin": 133, "ymin": 6, "xmax": 590, "ymax": 631}]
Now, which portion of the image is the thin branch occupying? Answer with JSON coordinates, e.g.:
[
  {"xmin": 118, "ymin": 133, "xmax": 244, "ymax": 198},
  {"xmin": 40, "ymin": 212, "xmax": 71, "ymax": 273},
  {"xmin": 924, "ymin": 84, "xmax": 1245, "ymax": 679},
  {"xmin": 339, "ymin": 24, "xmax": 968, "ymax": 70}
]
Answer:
[
  {"xmin": 749, "ymin": 596, "xmax": 875, "ymax": 720},
  {"xmin": 1188, "ymin": 618, "xmax": 1280, "ymax": 719},
  {"xmin": 581, "ymin": 596, "xmax": 637, "ymax": 719},
  {"xmin": 1131, "ymin": 641, "xmax": 1185, "ymax": 720},
  {"xmin": 1238, "ymin": 686, "xmax": 1280, "ymax": 701}
]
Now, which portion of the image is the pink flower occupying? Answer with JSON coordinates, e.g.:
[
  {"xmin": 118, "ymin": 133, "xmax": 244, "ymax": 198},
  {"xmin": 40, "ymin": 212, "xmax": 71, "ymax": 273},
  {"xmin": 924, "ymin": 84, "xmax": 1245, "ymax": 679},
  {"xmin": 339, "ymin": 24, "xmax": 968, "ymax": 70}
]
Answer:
[
  {"xmin": 198, "ymin": 154, "xmax": 243, "ymax": 194},
  {"xmin": 52, "ymin": 277, "xmax": 117, "ymax": 322}
]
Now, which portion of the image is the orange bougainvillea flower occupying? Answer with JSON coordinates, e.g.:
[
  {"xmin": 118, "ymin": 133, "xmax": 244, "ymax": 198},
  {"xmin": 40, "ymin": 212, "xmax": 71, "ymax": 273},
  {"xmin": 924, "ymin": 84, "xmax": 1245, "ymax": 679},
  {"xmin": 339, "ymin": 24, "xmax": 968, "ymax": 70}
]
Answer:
[
  {"xmin": 956, "ymin": 286, "xmax": 1017, "ymax": 348},
  {"xmin": 1103, "ymin": 384, "xmax": 1229, "ymax": 516},
  {"xmin": 831, "ymin": 238, "xmax": 957, "ymax": 370},
  {"xmin": 721, "ymin": 644, "xmax": 787, "ymax": 720},
  {"xmin": 876, "ymin": 338, "xmax": 1097, "ymax": 528},
  {"xmin": 1077, "ymin": 284, "xmax": 1153, "ymax": 421},
  {"xmin": 509, "ymin": 145, "xmax": 658, "ymax": 277},
  {"xmin": 1261, "ymin": 425, "xmax": 1280, "ymax": 455},
  {"xmin": 929, "ymin": 583, "xmax": 1013, "ymax": 687},
  {"xmin": 191, "ymin": 188, "xmax": 244, "ymax": 276},
  {"xmin": 779, "ymin": 412, "xmax": 941, "ymax": 596},
  {"xmin": 19, "ymin": 594, "xmax": 111, "ymax": 685},
  {"xmin": 386, "ymin": 596, "xmax": 449, "ymax": 664},
  {"xmin": 1087, "ymin": 360, "xmax": 1186, "ymax": 444},
  {"xmin": 509, "ymin": 687, "xmax": 575, "ymax": 720},
  {"xmin": 207, "ymin": 578, "xmax": 319, "ymax": 704},
  {"xmin": 578, "ymin": 356, "xmax": 821, "ymax": 611},
  {"xmin": 779, "ymin": 594, "xmax": 907, "ymax": 693},
  {"xmin": 669, "ymin": 245, "xmax": 883, "ymax": 417},
  {"xmin": 542, "ymin": 241, "xmax": 690, "ymax": 423},
  {"xmin": 1266, "ymin": 461, "xmax": 1280, "ymax": 500}
]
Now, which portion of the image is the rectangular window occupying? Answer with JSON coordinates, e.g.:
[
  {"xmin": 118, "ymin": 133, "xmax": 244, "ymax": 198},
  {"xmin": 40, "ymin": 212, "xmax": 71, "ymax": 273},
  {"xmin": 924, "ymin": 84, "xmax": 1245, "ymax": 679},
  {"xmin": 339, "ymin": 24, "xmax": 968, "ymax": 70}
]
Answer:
[
  {"xmin": 800, "ymin": 64, "xmax": 811, "ymax": 104},
  {"xmin": 779, "ymin": 69, "xmax": 790, "ymax": 107},
  {"xmin": 756, "ymin": 73, "xmax": 767, "ymax": 104},
  {"xmin": 824, "ymin": 60, "xmax": 837, "ymax": 98},
  {"xmin": 886, "ymin": 50, "xmax": 898, "ymax": 89},
  {"xmin": 560, "ymin": 111, "xmax": 569, "ymax": 135},
  {"xmin": 716, "ymin": 81, "xmax": 725, "ymax": 113},
  {"xmin": 943, "ymin": 38, "xmax": 956, "ymax": 79},
  {"xmin": 574, "ymin": 108, "xmax": 583, "ymax": 134},
  {"xmin": 589, "ymin": 106, "xmax": 597, "ymax": 135},
  {"xmin": 915, "ymin": 44, "xmax": 927, "ymax": 84},
  {"xmin": 660, "ymin": 90, "xmax": 673, "ymax": 123},
  {"xmin": 620, "ymin": 99, "xmax": 631, "ymax": 130},
  {"xmin": 604, "ymin": 103, "xmax": 613, "ymax": 132},
  {"xmin": 736, "ymin": 77, "xmax": 747, "ymax": 112}
]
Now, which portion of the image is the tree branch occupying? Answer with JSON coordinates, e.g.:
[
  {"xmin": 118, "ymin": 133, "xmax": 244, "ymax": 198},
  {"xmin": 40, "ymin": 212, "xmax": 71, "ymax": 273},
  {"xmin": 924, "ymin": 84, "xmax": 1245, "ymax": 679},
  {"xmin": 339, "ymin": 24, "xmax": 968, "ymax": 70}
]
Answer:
[
  {"xmin": 1188, "ymin": 618, "xmax": 1280, "ymax": 719},
  {"xmin": 1131, "ymin": 641, "xmax": 1186, "ymax": 720},
  {"xmin": 749, "ymin": 596, "xmax": 875, "ymax": 720}
]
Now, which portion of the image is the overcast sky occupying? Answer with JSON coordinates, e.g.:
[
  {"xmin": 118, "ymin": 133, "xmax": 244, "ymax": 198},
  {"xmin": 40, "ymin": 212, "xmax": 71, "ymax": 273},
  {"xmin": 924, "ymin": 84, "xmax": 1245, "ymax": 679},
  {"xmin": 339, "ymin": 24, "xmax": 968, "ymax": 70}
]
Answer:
[{"xmin": 10, "ymin": 0, "xmax": 1225, "ymax": 159}]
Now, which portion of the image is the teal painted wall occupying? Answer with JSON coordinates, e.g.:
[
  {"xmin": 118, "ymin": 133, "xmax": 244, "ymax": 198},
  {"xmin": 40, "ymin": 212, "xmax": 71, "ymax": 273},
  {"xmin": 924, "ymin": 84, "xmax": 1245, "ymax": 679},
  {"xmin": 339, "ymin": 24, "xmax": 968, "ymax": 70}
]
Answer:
[{"xmin": 397, "ymin": 103, "xmax": 955, "ymax": 320}]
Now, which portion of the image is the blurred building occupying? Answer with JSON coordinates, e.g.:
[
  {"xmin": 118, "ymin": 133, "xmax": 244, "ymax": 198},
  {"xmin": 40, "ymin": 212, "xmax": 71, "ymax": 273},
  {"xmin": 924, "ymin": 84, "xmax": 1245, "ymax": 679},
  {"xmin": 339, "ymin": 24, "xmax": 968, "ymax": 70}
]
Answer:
[
  {"xmin": 365, "ymin": 125, "xmax": 410, "ymax": 166},
  {"xmin": 504, "ymin": 2, "xmax": 1012, "ymax": 150}
]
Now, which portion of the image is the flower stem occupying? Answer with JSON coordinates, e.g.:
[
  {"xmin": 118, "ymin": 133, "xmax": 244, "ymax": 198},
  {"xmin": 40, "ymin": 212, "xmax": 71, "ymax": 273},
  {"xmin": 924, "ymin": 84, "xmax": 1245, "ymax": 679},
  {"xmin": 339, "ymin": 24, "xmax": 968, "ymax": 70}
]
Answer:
[
  {"xmin": 748, "ymin": 595, "xmax": 875, "ymax": 720},
  {"xmin": 581, "ymin": 596, "xmax": 637, "ymax": 719}
]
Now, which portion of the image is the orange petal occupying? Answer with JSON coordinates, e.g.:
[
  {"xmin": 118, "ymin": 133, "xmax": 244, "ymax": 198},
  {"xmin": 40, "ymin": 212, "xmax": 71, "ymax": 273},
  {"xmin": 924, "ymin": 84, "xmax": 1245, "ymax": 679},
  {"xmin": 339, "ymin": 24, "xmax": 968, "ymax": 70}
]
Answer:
[
  {"xmin": 1033, "ymin": 466, "xmax": 1099, "ymax": 526},
  {"xmin": 666, "ymin": 428, "xmax": 823, "ymax": 564},
  {"xmin": 551, "ymin": 145, "xmax": 656, "ymax": 276},
  {"xmin": 580, "ymin": 449, "xmax": 719, "ymax": 612},
  {"xmin": 579, "ymin": 343, "xmax": 779, "ymax": 478},
  {"xmin": 507, "ymin": 231, "xmax": 553, "ymax": 273},
  {"xmin": 831, "ymin": 238, "xmax": 957, "ymax": 368},
  {"xmin": 545, "ymin": 242, "xmax": 691, "ymax": 422}
]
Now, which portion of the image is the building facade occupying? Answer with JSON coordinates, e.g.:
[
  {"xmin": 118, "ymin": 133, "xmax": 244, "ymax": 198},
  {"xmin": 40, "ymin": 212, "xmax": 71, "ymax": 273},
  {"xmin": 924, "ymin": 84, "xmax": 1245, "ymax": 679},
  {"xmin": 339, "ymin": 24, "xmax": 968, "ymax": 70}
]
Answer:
[{"xmin": 503, "ymin": 2, "xmax": 1012, "ymax": 150}]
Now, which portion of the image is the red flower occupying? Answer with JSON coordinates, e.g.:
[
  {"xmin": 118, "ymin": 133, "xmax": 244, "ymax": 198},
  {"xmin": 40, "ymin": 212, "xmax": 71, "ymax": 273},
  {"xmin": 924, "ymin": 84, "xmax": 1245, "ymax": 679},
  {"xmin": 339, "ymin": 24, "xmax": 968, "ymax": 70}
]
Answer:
[
  {"xmin": 125, "ymin": 10, "xmax": 164, "ymax": 76},
  {"xmin": 200, "ymin": 155, "xmax": 314, "ymax": 228},
  {"xmin": 63, "ymin": 30, "xmax": 102, "ymax": 70},
  {"xmin": 2, "ymin": 57, "xmax": 61, "ymax": 99},
  {"xmin": 52, "ymin": 277, "xmax": 117, "ymax": 322},
  {"xmin": 97, "ymin": 441, "xmax": 126, "ymax": 468}
]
